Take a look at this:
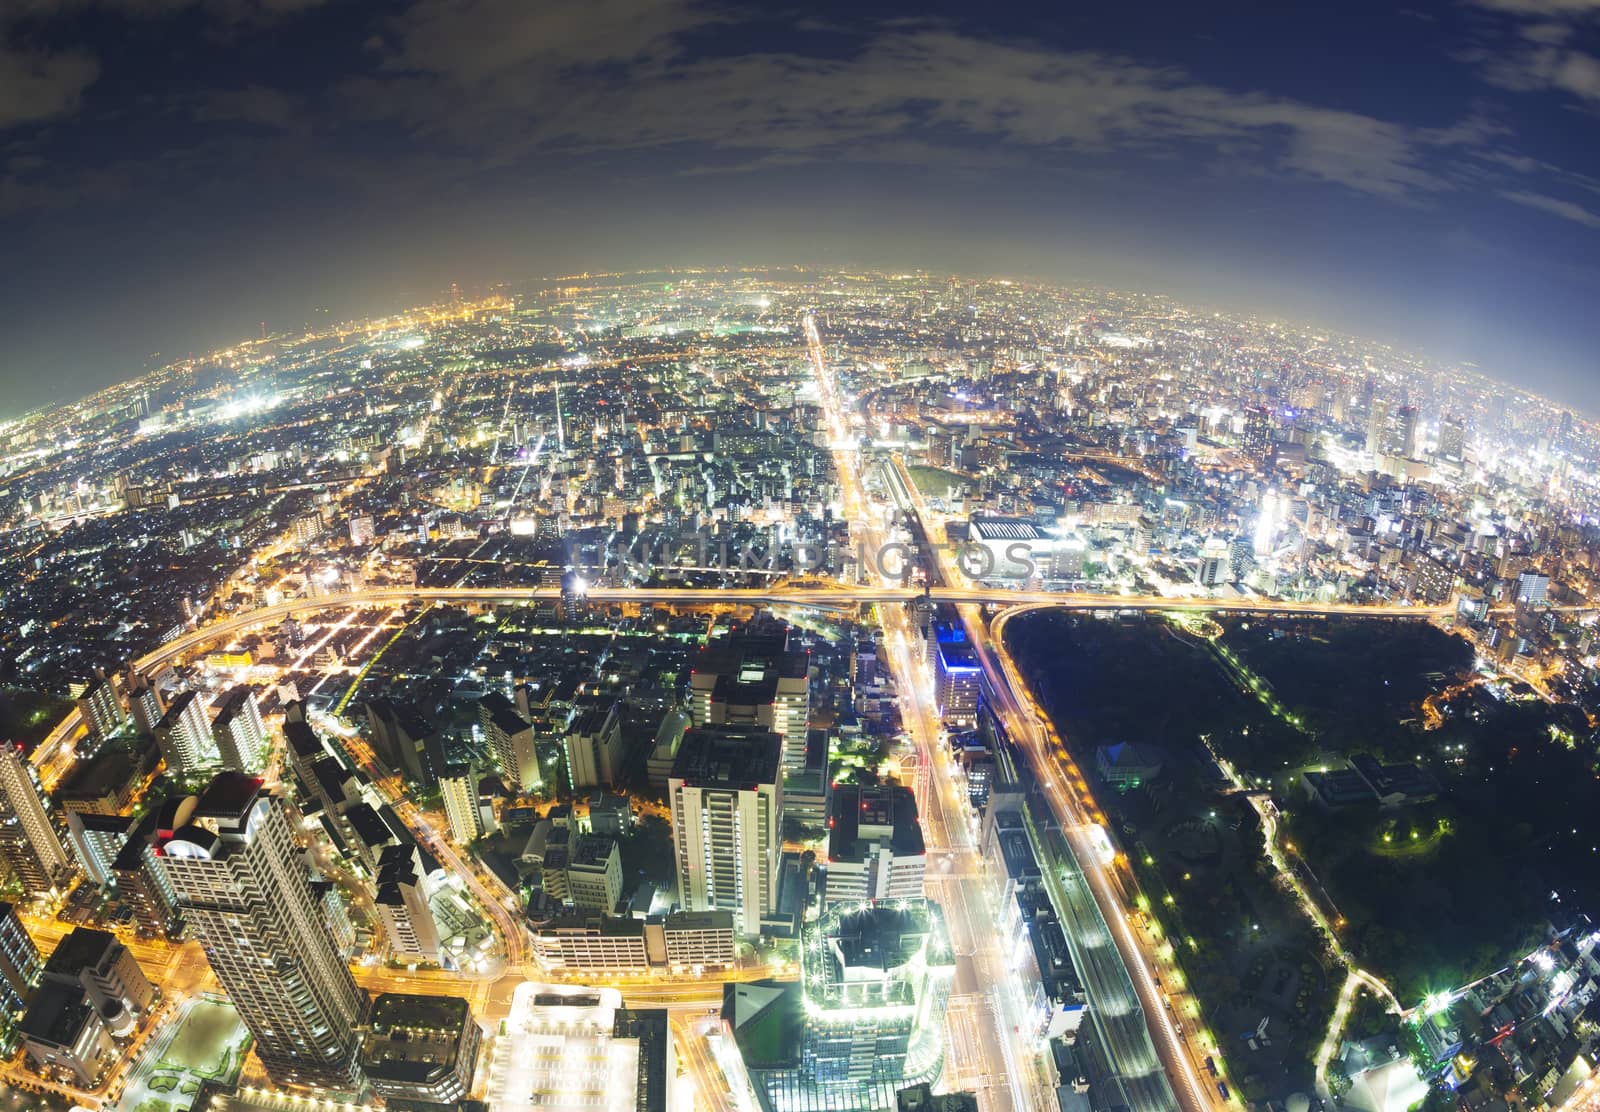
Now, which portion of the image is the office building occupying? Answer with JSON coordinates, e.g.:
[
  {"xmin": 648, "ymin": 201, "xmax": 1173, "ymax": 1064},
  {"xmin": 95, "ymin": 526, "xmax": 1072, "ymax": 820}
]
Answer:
[
  {"xmin": 0, "ymin": 901, "xmax": 42, "ymax": 1020},
  {"xmin": 586, "ymin": 792, "xmax": 633, "ymax": 837},
  {"xmin": 77, "ymin": 675, "xmax": 126, "ymax": 740},
  {"xmin": 479, "ymin": 692, "xmax": 539, "ymax": 792},
  {"xmin": 490, "ymin": 983, "xmax": 674, "ymax": 1112},
  {"xmin": 823, "ymin": 785, "xmax": 926, "ymax": 906},
  {"xmin": 567, "ymin": 834, "xmax": 623, "ymax": 912},
  {"xmin": 689, "ymin": 630, "xmax": 811, "ymax": 772},
  {"xmin": 19, "ymin": 982, "xmax": 118, "ymax": 1086},
  {"xmin": 360, "ymin": 993, "xmax": 481, "ymax": 1110},
  {"xmin": 564, "ymin": 703, "xmax": 624, "ymax": 789},
  {"xmin": 669, "ymin": 726, "xmax": 784, "ymax": 936},
  {"xmin": 645, "ymin": 707, "xmax": 692, "ymax": 792},
  {"xmin": 55, "ymin": 737, "xmax": 157, "ymax": 816},
  {"xmin": 0, "ymin": 742, "xmax": 77, "ymax": 896},
  {"xmin": 723, "ymin": 899, "xmax": 955, "ymax": 1112},
  {"xmin": 161, "ymin": 773, "xmax": 367, "ymax": 1090},
  {"xmin": 934, "ymin": 635, "xmax": 981, "ymax": 727},
  {"xmin": 153, "ymin": 689, "xmax": 219, "ymax": 773},
  {"xmin": 1517, "ymin": 570, "xmax": 1551, "ymax": 606},
  {"xmin": 211, "ymin": 686, "xmax": 268, "ymax": 773}
]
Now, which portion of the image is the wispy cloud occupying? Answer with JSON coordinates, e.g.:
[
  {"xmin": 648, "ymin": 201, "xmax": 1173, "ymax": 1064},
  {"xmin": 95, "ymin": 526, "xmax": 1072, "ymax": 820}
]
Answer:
[
  {"xmin": 343, "ymin": 4, "xmax": 1507, "ymax": 203},
  {"xmin": 1500, "ymin": 188, "xmax": 1600, "ymax": 227}
]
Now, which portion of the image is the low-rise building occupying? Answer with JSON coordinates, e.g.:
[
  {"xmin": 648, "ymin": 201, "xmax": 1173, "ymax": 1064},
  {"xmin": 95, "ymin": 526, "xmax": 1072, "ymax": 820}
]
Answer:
[
  {"xmin": 491, "ymin": 984, "xmax": 673, "ymax": 1112},
  {"xmin": 19, "ymin": 982, "xmax": 118, "ymax": 1086},
  {"xmin": 531, "ymin": 912, "xmax": 736, "ymax": 975},
  {"xmin": 360, "ymin": 993, "xmax": 482, "ymax": 1110}
]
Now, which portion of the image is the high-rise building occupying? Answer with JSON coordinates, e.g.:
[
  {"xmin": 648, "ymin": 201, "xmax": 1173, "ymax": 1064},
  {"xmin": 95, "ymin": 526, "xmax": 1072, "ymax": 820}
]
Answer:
[
  {"xmin": 823, "ymin": 785, "xmax": 926, "ymax": 906},
  {"xmin": 0, "ymin": 743, "xmax": 77, "ymax": 896},
  {"xmin": 125, "ymin": 669, "xmax": 165, "ymax": 735},
  {"xmin": 439, "ymin": 765, "xmax": 488, "ymax": 844},
  {"xmin": 364, "ymin": 698, "xmax": 446, "ymax": 784},
  {"xmin": 65, "ymin": 811, "xmax": 134, "ymax": 891},
  {"xmin": 1437, "ymin": 414, "xmax": 1466, "ymax": 463},
  {"xmin": 76, "ymin": 675, "xmax": 126, "ymax": 740},
  {"xmin": 567, "ymin": 834, "xmax": 623, "ymax": 912},
  {"xmin": 161, "ymin": 773, "xmax": 367, "ymax": 1090},
  {"xmin": 933, "ymin": 631, "xmax": 981, "ymax": 727},
  {"xmin": 112, "ymin": 800, "xmax": 194, "ymax": 938},
  {"xmin": 1395, "ymin": 404, "xmax": 1420, "ymax": 459},
  {"xmin": 480, "ymin": 692, "xmax": 539, "ymax": 792},
  {"xmin": 360, "ymin": 993, "xmax": 482, "ymax": 1110},
  {"xmin": 1242, "ymin": 406, "xmax": 1272, "ymax": 464},
  {"xmin": 723, "ymin": 899, "xmax": 955, "ymax": 1112},
  {"xmin": 375, "ymin": 847, "xmax": 442, "ymax": 966},
  {"xmin": 669, "ymin": 726, "xmax": 783, "ymax": 936},
  {"xmin": 689, "ymin": 629, "xmax": 811, "ymax": 772},
  {"xmin": 0, "ymin": 901, "xmax": 42, "ymax": 1020},
  {"xmin": 564, "ymin": 703, "xmax": 624, "ymax": 789},
  {"xmin": 560, "ymin": 568, "xmax": 587, "ymax": 623},
  {"xmin": 211, "ymin": 686, "xmax": 268, "ymax": 773},
  {"xmin": 152, "ymin": 690, "xmax": 218, "ymax": 773}
]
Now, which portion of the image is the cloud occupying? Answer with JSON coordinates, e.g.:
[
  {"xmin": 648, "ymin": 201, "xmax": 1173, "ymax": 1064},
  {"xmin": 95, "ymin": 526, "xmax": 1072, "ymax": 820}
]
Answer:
[
  {"xmin": 346, "ymin": 9, "xmax": 1502, "ymax": 203},
  {"xmin": 1500, "ymin": 188, "xmax": 1600, "ymax": 227},
  {"xmin": 194, "ymin": 84, "xmax": 299, "ymax": 130},
  {"xmin": 1463, "ymin": 0, "xmax": 1600, "ymax": 104},
  {"xmin": 1467, "ymin": 0, "xmax": 1600, "ymax": 14},
  {"xmin": 0, "ymin": 43, "xmax": 98, "ymax": 128}
]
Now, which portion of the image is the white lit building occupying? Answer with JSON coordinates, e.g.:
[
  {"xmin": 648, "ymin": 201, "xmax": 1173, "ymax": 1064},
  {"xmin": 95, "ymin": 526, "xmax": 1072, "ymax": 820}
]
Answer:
[
  {"xmin": 488, "ymin": 983, "xmax": 675, "ymax": 1111},
  {"xmin": 210, "ymin": 686, "xmax": 268, "ymax": 773},
  {"xmin": 152, "ymin": 690, "xmax": 219, "ymax": 773},
  {"xmin": 668, "ymin": 727, "xmax": 784, "ymax": 936}
]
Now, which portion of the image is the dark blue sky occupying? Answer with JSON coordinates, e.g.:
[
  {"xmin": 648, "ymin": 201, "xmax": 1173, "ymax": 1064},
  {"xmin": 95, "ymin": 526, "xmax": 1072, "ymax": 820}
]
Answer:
[{"xmin": 2, "ymin": 0, "xmax": 1598, "ymax": 415}]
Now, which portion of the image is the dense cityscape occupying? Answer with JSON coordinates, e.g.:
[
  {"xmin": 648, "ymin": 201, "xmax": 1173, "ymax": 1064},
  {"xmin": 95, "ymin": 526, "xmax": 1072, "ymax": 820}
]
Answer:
[{"xmin": 0, "ymin": 269, "xmax": 1593, "ymax": 1112}]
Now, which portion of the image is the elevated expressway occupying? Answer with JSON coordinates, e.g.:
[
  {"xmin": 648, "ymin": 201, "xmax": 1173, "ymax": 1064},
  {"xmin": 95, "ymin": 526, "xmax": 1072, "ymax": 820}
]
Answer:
[{"xmin": 33, "ymin": 582, "xmax": 1460, "ymax": 780}]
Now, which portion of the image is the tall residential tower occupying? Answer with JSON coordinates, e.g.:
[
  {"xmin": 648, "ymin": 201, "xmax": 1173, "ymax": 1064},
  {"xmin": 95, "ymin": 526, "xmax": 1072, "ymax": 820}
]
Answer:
[{"xmin": 160, "ymin": 772, "xmax": 367, "ymax": 1090}]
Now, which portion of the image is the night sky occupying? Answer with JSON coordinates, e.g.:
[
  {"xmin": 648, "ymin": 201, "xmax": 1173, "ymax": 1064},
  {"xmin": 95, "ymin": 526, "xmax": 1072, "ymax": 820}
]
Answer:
[{"xmin": 2, "ymin": 0, "xmax": 1598, "ymax": 415}]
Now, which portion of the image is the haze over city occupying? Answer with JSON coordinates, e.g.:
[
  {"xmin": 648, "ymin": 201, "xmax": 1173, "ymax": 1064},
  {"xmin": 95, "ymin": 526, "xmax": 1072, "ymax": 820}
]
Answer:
[{"xmin": 3, "ymin": 0, "xmax": 1600, "ymax": 414}]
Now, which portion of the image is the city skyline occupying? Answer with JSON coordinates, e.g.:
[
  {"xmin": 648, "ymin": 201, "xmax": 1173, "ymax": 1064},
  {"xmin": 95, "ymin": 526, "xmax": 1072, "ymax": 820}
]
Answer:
[{"xmin": 2, "ymin": 4, "xmax": 1600, "ymax": 1096}]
